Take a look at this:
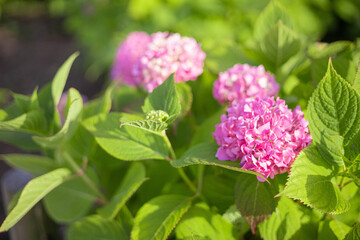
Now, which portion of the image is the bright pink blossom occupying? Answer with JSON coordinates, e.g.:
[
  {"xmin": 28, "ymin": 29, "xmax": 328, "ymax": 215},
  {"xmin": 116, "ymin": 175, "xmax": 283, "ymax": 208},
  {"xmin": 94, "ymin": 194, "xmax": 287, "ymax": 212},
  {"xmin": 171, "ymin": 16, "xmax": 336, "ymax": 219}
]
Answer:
[
  {"xmin": 213, "ymin": 97, "xmax": 312, "ymax": 181},
  {"xmin": 213, "ymin": 64, "xmax": 279, "ymax": 105},
  {"xmin": 133, "ymin": 32, "xmax": 206, "ymax": 92},
  {"xmin": 111, "ymin": 32, "xmax": 152, "ymax": 86}
]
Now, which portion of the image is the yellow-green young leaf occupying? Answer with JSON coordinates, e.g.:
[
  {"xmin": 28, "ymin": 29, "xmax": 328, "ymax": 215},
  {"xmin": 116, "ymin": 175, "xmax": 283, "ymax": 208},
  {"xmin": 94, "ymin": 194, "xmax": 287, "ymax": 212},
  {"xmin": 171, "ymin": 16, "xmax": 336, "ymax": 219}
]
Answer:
[
  {"xmin": 175, "ymin": 202, "xmax": 238, "ymax": 240},
  {"xmin": 329, "ymin": 220, "xmax": 352, "ymax": 240},
  {"xmin": 120, "ymin": 120, "xmax": 168, "ymax": 135},
  {"xmin": 308, "ymin": 60, "xmax": 360, "ymax": 165},
  {"xmin": 52, "ymin": 52, "xmax": 79, "ymax": 106},
  {"xmin": 43, "ymin": 169, "xmax": 98, "ymax": 223},
  {"xmin": 235, "ymin": 174, "xmax": 279, "ymax": 233},
  {"xmin": 279, "ymin": 145, "xmax": 350, "ymax": 214},
  {"xmin": 83, "ymin": 82, "xmax": 115, "ymax": 119},
  {"xmin": 33, "ymin": 88, "xmax": 83, "ymax": 148},
  {"xmin": 142, "ymin": 74, "xmax": 181, "ymax": 124},
  {"xmin": 253, "ymin": 1, "xmax": 293, "ymax": 40},
  {"xmin": 259, "ymin": 197, "xmax": 321, "ymax": 240},
  {"xmin": 344, "ymin": 223, "xmax": 360, "ymax": 240},
  {"xmin": 82, "ymin": 113, "xmax": 169, "ymax": 160},
  {"xmin": 176, "ymin": 83, "xmax": 193, "ymax": 118},
  {"xmin": 0, "ymin": 168, "xmax": 71, "ymax": 232},
  {"xmin": 1, "ymin": 154, "xmax": 58, "ymax": 176},
  {"xmin": 99, "ymin": 163, "xmax": 148, "ymax": 219},
  {"xmin": 171, "ymin": 143, "xmax": 267, "ymax": 181},
  {"xmin": 67, "ymin": 215, "xmax": 128, "ymax": 240},
  {"xmin": 131, "ymin": 195, "xmax": 191, "ymax": 240},
  {"xmin": 246, "ymin": 21, "xmax": 301, "ymax": 72}
]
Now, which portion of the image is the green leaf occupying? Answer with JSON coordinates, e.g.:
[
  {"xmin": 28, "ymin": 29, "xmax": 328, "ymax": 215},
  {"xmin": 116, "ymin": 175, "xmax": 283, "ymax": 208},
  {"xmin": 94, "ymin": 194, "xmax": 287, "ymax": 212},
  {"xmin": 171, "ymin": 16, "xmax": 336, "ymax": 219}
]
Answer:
[
  {"xmin": 120, "ymin": 120, "xmax": 168, "ymax": 135},
  {"xmin": 83, "ymin": 82, "xmax": 114, "ymax": 119},
  {"xmin": 190, "ymin": 108, "xmax": 224, "ymax": 146},
  {"xmin": 52, "ymin": 52, "xmax": 79, "ymax": 106},
  {"xmin": 0, "ymin": 110, "xmax": 48, "ymax": 150},
  {"xmin": 142, "ymin": 74, "xmax": 181, "ymax": 124},
  {"xmin": 344, "ymin": 223, "xmax": 360, "ymax": 240},
  {"xmin": 175, "ymin": 202, "xmax": 238, "ymax": 240},
  {"xmin": 176, "ymin": 83, "xmax": 193, "ymax": 118},
  {"xmin": 43, "ymin": 170, "xmax": 98, "ymax": 223},
  {"xmin": 82, "ymin": 112, "xmax": 169, "ymax": 160},
  {"xmin": 234, "ymin": 174, "xmax": 279, "ymax": 233},
  {"xmin": 329, "ymin": 220, "xmax": 351, "ymax": 240},
  {"xmin": 259, "ymin": 197, "xmax": 320, "ymax": 240},
  {"xmin": 67, "ymin": 215, "xmax": 128, "ymax": 240},
  {"xmin": 308, "ymin": 42, "xmax": 357, "ymax": 85},
  {"xmin": 99, "ymin": 163, "xmax": 148, "ymax": 219},
  {"xmin": 33, "ymin": 88, "xmax": 83, "ymax": 148},
  {"xmin": 0, "ymin": 168, "xmax": 71, "ymax": 232},
  {"xmin": 254, "ymin": 1, "xmax": 293, "ymax": 40},
  {"xmin": 1, "ymin": 154, "xmax": 58, "ymax": 176},
  {"xmin": 246, "ymin": 21, "xmax": 301, "ymax": 71},
  {"xmin": 279, "ymin": 145, "xmax": 350, "ymax": 214},
  {"xmin": 354, "ymin": 60, "xmax": 360, "ymax": 94},
  {"xmin": 131, "ymin": 195, "xmax": 191, "ymax": 240},
  {"xmin": 307, "ymin": 60, "xmax": 360, "ymax": 165},
  {"xmin": 171, "ymin": 143, "xmax": 266, "ymax": 180}
]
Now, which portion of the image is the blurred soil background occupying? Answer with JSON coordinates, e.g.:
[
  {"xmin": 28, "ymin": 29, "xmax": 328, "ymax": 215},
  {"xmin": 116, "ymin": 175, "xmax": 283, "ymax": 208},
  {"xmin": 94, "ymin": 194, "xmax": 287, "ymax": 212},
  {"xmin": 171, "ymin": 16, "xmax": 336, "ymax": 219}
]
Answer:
[{"xmin": 0, "ymin": 0, "xmax": 360, "ymax": 239}]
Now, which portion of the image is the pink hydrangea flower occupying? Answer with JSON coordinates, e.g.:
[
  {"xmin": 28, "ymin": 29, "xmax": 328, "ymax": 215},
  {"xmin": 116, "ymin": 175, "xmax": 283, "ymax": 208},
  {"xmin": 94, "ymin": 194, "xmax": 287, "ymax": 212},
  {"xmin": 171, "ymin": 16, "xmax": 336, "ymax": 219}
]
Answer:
[
  {"xmin": 111, "ymin": 32, "xmax": 152, "ymax": 86},
  {"xmin": 111, "ymin": 31, "xmax": 206, "ymax": 92},
  {"xmin": 213, "ymin": 64, "xmax": 279, "ymax": 105},
  {"xmin": 213, "ymin": 97, "xmax": 312, "ymax": 181}
]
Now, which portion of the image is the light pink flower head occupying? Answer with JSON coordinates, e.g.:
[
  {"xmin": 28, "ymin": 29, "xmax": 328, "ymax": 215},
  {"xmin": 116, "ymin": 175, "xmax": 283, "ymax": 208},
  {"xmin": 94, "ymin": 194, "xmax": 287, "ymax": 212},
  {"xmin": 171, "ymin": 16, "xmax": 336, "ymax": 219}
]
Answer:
[
  {"xmin": 133, "ymin": 32, "xmax": 206, "ymax": 92},
  {"xmin": 111, "ymin": 32, "xmax": 152, "ymax": 86},
  {"xmin": 213, "ymin": 64, "xmax": 279, "ymax": 105},
  {"xmin": 213, "ymin": 97, "xmax": 312, "ymax": 181}
]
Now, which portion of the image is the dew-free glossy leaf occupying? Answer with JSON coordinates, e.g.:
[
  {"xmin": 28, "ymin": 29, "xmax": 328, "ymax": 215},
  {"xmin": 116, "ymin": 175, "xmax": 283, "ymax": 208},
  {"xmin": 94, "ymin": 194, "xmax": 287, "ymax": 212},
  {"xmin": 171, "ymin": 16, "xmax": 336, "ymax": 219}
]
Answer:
[
  {"xmin": 67, "ymin": 215, "xmax": 128, "ymax": 240},
  {"xmin": 279, "ymin": 145, "xmax": 350, "ymax": 214},
  {"xmin": 1, "ymin": 154, "xmax": 58, "ymax": 176},
  {"xmin": 175, "ymin": 202, "xmax": 238, "ymax": 240},
  {"xmin": 142, "ymin": 74, "xmax": 181, "ymax": 124},
  {"xmin": 99, "ymin": 163, "xmax": 148, "ymax": 219},
  {"xmin": 43, "ymin": 170, "xmax": 98, "ymax": 223},
  {"xmin": 82, "ymin": 112, "xmax": 169, "ymax": 160},
  {"xmin": 33, "ymin": 88, "xmax": 83, "ymax": 148},
  {"xmin": 120, "ymin": 120, "xmax": 167, "ymax": 135},
  {"xmin": 235, "ymin": 174, "xmax": 279, "ymax": 233},
  {"xmin": 52, "ymin": 52, "xmax": 79, "ymax": 106},
  {"xmin": 131, "ymin": 195, "xmax": 191, "ymax": 240},
  {"xmin": 0, "ymin": 168, "xmax": 71, "ymax": 232},
  {"xmin": 307, "ymin": 60, "xmax": 360, "ymax": 165},
  {"xmin": 344, "ymin": 223, "xmax": 360, "ymax": 240},
  {"xmin": 171, "ymin": 143, "xmax": 266, "ymax": 180}
]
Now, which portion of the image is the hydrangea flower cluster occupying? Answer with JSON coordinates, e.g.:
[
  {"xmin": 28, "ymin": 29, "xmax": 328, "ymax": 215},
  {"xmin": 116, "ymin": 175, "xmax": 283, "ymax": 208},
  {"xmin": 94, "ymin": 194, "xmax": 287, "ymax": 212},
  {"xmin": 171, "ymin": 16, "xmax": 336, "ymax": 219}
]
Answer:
[
  {"xmin": 111, "ymin": 31, "xmax": 206, "ymax": 92},
  {"xmin": 213, "ymin": 97, "xmax": 312, "ymax": 181},
  {"xmin": 213, "ymin": 64, "xmax": 279, "ymax": 105}
]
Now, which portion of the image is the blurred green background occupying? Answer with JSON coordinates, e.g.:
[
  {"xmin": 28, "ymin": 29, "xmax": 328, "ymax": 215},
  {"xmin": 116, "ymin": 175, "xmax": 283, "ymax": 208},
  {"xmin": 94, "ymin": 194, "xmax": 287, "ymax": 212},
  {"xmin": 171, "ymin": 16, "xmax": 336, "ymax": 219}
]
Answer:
[{"xmin": 1, "ymin": 0, "xmax": 360, "ymax": 82}]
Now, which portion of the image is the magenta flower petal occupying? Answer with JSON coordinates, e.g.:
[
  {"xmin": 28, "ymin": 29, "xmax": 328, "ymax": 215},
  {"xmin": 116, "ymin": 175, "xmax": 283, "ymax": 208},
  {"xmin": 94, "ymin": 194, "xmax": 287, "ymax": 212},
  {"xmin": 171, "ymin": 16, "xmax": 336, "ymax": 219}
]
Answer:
[{"xmin": 213, "ymin": 97, "xmax": 312, "ymax": 180}]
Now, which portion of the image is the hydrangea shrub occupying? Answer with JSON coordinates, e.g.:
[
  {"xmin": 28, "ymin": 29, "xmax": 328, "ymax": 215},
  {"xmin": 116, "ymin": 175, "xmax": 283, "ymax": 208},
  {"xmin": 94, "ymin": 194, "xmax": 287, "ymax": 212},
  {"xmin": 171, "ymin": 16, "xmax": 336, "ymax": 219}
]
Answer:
[{"xmin": 0, "ymin": 2, "xmax": 360, "ymax": 240}]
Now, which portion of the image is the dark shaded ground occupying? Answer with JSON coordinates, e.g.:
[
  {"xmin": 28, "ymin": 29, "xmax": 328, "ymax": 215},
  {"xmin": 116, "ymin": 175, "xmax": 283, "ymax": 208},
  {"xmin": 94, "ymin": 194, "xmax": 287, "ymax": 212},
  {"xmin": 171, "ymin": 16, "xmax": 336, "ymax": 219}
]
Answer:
[{"xmin": 0, "ymin": 16, "xmax": 106, "ymax": 240}]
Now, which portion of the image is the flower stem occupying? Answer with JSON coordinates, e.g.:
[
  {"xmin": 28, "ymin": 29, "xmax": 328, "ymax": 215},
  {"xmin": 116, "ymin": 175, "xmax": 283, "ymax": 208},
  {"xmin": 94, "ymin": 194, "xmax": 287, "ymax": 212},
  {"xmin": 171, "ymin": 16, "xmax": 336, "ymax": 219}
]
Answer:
[
  {"xmin": 63, "ymin": 152, "xmax": 108, "ymax": 203},
  {"xmin": 163, "ymin": 134, "xmax": 198, "ymax": 194}
]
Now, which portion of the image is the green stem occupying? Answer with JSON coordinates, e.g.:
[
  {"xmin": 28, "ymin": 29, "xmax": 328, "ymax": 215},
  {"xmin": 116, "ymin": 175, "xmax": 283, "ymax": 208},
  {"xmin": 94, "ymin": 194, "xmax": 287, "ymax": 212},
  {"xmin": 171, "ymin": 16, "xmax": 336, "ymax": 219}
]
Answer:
[
  {"xmin": 163, "ymin": 134, "xmax": 198, "ymax": 194},
  {"xmin": 63, "ymin": 152, "xmax": 108, "ymax": 203},
  {"xmin": 196, "ymin": 165, "xmax": 205, "ymax": 196}
]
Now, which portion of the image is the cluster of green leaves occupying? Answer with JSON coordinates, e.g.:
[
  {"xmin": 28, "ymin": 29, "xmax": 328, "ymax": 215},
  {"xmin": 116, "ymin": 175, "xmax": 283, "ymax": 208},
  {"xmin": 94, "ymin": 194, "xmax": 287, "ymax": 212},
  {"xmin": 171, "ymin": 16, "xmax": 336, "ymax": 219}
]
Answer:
[{"xmin": 1, "ymin": 1, "xmax": 360, "ymax": 239}]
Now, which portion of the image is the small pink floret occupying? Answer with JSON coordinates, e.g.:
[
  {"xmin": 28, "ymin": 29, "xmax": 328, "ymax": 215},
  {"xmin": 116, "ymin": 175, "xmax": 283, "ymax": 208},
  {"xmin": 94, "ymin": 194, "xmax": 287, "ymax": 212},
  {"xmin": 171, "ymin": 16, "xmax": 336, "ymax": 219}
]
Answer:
[
  {"xmin": 111, "ymin": 31, "xmax": 206, "ymax": 92},
  {"xmin": 213, "ymin": 97, "xmax": 312, "ymax": 181},
  {"xmin": 213, "ymin": 64, "xmax": 279, "ymax": 105}
]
